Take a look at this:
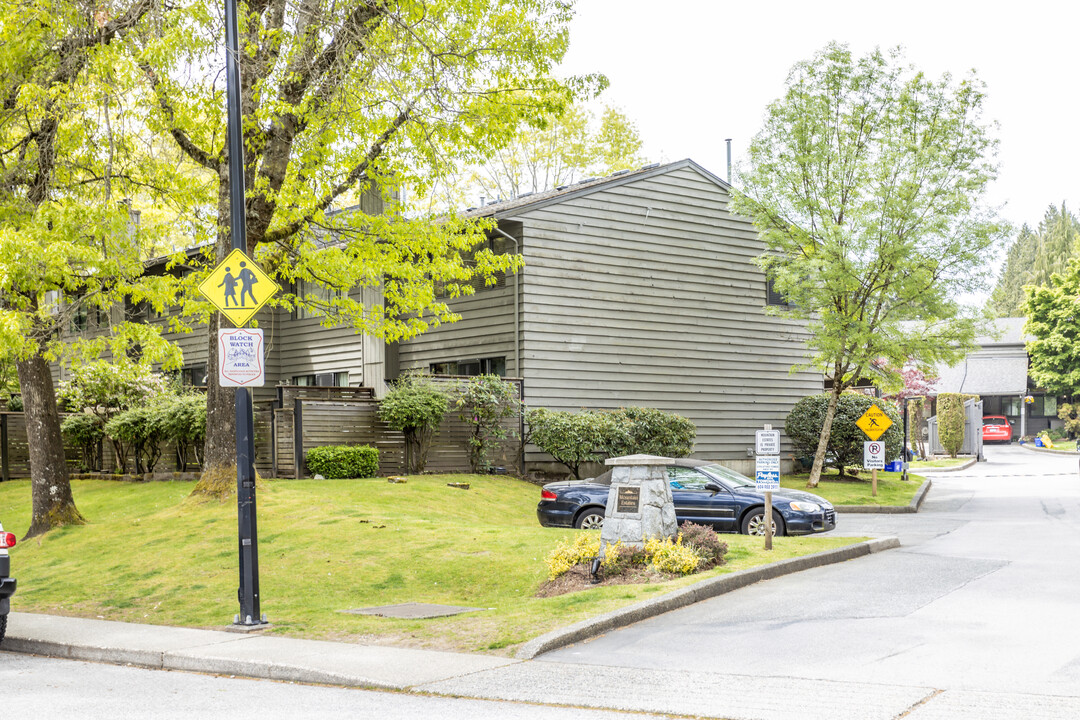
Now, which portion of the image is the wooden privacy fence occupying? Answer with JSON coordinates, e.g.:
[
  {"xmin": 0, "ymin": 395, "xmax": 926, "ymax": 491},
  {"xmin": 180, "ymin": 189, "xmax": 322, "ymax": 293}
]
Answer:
[
  {"xmin": 0, "ymin": 379, "xmax": 523, "ymax": 481},
  {"xmin": 270, "ymin": 380, "xmax": 522, "ymax": 478}
]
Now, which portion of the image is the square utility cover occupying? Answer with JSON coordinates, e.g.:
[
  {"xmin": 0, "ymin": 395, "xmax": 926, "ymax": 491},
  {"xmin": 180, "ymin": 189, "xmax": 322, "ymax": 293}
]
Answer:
[{"xmin": 343, "ymin": 602, "xmax": 486, "ymax": 619}]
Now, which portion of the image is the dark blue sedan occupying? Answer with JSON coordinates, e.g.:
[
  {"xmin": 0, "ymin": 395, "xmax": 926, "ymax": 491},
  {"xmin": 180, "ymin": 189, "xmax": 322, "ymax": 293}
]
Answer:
[{"xmin": 537, "ymin": 459, "xmax": 836, "ymax": 536}]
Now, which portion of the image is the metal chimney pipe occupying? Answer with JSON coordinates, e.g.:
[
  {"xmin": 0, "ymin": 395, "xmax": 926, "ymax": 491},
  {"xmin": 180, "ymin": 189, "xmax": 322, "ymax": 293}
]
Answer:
[{"xmin": 725, "ymin": 139, "xmax": 732, "ymax": 183}]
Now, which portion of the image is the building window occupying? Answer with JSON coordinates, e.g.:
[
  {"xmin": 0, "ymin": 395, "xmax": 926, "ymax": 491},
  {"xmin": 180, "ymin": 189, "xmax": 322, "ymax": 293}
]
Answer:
[
  {"xmin": 1033, "ymin": 395, "xmax": 1058, "ymax": 418},
  {"xmin": 766, "ymin": 278, "xmax": 793, "ymax": 308},
  {"xmin": 291, "ymin": 372, "xmax": 349, "ymax": 387},
  {"xmin": 1004, "ymin": 397, "xmax": 1021, "ymax": 416},
  {"xmin": 294, "ymin": 280, "xmax": 342, "ymax": 319},
  {"xmin": 180, "ymin": 365, "xmax": 207, "ymax": 387},
  {"xmin": 70, "ymin": 304, "xmax": 104, "ymax": 333},
  {"xmin": 430, "ymin": 356, "xmax": 506, "ymax": 377}
]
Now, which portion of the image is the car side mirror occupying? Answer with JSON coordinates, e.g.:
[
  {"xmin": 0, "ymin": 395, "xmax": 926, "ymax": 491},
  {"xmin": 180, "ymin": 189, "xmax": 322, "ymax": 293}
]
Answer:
[{"xmin": 705, "ymin": 481, "xmax": 722, "ymax": 493}]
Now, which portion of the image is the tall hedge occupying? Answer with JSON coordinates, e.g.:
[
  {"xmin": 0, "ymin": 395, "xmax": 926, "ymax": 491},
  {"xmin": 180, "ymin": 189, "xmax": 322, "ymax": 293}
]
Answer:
[
  {"xmin": 936, "ymin": 393, "xmax": 974, "ymax": 458},
  {"xmin": 786, "ymin": 393, "xmax": 902, "ymax": 475}
]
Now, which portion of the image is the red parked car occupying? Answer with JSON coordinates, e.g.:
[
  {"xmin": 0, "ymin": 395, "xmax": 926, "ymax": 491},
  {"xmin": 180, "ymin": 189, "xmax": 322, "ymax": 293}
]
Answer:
[{"xmin": 982, "ymin": 416, "xmax": 1013, "ymax": 443}]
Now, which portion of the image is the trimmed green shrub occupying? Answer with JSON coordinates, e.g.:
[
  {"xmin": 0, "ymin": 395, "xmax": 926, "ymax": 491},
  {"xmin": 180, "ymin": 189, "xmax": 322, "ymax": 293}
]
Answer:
[
  {"xmin": 61, "ymin": 412, "xmax": 105, "ymax": 471},
  {"xmin": 785, "ymin": 393, "xmax": 902, "ymax": 475},
  {"xmin": 600, "ymin": 406, "xmax": 696, "ymax": 458},
  {"xmin": 104, "ymin": 404, "xmax": 170, "ymax": 473},
  {"xmin": 936, "ymin": 393, "xmax": 972, "ymax": 458},
  {"xmin": 7, "ymin": 395, "xmax": 22, "ymax": 412},
  {"xmin": 526, "ymin": 407, "xmax": 610, "ymax": 479},
  {"xmin": 305, "ymin": 444, "xmax": 380, "ymax": 479},
  {"xmin": 159, "ymin": 394, "xmax": 207, "ymax": 471},
  {"xmin": 379, "ymin": 373, "xmax": 449, "ymax": 473}
]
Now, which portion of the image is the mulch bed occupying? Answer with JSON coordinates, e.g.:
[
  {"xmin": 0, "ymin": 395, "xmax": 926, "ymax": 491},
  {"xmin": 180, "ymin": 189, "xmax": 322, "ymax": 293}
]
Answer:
[{"xmin": 534, "ymin": 563, "xmax": 674, "ymax": 598}]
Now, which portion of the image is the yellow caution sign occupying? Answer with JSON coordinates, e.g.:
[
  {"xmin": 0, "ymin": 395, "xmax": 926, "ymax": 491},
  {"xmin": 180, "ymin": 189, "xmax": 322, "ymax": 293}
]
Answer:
[
  {"xmin": 197, "ymin": 249, "xmax": 280, "ymax": 327},
  {"xmin": 856, "ymin": 405, "xmax": 893, "ymax": 441}
]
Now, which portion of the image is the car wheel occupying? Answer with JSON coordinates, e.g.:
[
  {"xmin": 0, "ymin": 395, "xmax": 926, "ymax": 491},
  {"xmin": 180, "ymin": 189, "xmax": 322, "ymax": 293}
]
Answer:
[
  {"xmin": 741, "ymin": 508, "xmax": 785, "ymax": 537},
  {"xmin": 574, "ymin": 508, "xmax": 605, "ymax": 530},
  {"xmin": 0, "ymin": 614, "xmax": 6, "ymax": 645}
]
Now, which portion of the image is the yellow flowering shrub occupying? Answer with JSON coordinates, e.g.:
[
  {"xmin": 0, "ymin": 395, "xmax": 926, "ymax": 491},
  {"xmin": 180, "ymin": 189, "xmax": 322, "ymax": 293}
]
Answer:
[
  {"xmin": 546, "ymin": 532, "xmax": 601, "ymax": 580},
  {"xmin": 644, "ymin": 533, "xmax": 701, "ymax": 575}
]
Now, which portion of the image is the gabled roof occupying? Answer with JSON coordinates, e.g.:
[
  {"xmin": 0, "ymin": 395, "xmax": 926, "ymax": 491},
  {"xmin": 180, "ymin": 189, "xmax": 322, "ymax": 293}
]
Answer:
[{"xmin": 462, "ymin": 158, "xmax": 731, "ymax": 220}]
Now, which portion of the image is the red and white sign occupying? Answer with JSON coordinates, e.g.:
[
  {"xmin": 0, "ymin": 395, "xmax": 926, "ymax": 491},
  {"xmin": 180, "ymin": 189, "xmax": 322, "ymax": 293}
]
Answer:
[
  {"xmin": 218, "ymin": 328, "xmax": 265, "ymax": 387},
  {"xmin": 864, "ymin": 441, "xmax": 885, "ymax": 470}
]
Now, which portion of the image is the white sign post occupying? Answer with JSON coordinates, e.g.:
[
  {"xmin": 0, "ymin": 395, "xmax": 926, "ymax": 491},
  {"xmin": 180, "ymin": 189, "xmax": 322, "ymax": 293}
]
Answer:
[
  {"xmin": 218, "ymin": 328, "xmax": 265, "ymax": 388},
  {"xmin": 864, "ymin": 440, "xmax": 885, "ymax": 497},
  {"xmin": 754, "ymin": 425, "xmax": 781, "ymax": 551}
]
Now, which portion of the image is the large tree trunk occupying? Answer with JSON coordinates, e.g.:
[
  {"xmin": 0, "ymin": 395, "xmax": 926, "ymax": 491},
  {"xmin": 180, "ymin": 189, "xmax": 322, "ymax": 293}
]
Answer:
[
  {"xmin": 192, "ymin": 178, "xmax": 238, "ymax": 498},
  {"xmin": 18, "ymin": 353, "xmax": 84, "ymax": 538},
  {"xmin": 807, "ymin": 383, "xmax": 844, "ymax": 489}
]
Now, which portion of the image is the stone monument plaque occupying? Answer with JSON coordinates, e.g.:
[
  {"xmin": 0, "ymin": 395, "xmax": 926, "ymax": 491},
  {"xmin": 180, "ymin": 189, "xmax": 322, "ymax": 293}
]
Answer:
[
  {"xmin": 616, "ymin": 487, "xmax": 641, "ymax": 514},
  {"xmin": 599, "ymin": 454, "xmax": 678, "ymax": 551}
]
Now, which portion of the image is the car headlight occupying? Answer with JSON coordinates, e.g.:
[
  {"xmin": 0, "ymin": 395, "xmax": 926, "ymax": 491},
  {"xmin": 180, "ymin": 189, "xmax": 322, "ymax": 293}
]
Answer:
[{"xmin": 788, "ymin": 501, "xmax": 821, "ymax": 513}]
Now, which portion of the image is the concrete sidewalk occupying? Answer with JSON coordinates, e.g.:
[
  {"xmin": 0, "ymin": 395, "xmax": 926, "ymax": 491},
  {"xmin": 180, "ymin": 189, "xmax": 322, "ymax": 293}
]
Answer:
[{"xmin": 2, "ymin": 611, "xmax": 516, "ymax": 690}]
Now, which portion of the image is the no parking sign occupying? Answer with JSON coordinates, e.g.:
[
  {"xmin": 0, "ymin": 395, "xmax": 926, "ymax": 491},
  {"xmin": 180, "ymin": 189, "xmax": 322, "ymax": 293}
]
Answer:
[{"xmin": 864, "ymin": 441, "xmax": 885, "ymax": 470}]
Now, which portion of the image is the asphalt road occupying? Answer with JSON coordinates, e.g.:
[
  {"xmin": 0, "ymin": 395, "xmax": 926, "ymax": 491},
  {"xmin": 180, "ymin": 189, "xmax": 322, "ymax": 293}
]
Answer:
[
  {"xmin": 0, "ymin": 651, "xmax": 680, "ymax": 720},
  {"xmin": 423, "ymin": 444, "xmax": 1080, "ymax": 719}
]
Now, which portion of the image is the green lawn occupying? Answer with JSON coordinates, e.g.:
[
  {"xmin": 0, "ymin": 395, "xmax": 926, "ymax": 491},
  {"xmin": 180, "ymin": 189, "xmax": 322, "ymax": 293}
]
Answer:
[
  {"xmin": 780, "ymin": 468, "xmax": 925, "ymax": 506},
  {"xmin": 0, "ymin": 475, "xmax": 864, "ymax": 654},
  {"xmin": 909, "ymin": 457, "xmax": 971, "ymax": 469}
]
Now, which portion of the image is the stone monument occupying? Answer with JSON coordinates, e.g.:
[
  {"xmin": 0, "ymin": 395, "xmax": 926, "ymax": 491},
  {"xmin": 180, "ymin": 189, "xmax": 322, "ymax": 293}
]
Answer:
[{"xmin": 599, "ymin": 454, "xmax": 678, "ymax": 550}]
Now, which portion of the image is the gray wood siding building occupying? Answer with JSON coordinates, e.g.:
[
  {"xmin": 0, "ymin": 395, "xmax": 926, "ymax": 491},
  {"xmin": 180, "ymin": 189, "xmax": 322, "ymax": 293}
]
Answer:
[{"xmin": 395, "ymin": 159, "xmax": 823, "ymax": 466}]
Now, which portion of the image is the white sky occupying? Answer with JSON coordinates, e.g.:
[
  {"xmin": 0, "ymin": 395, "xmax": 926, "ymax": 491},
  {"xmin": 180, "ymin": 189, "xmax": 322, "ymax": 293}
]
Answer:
[{"xmin": 559, "ymin": 0, "xmax": 1080, "ymax": 284}]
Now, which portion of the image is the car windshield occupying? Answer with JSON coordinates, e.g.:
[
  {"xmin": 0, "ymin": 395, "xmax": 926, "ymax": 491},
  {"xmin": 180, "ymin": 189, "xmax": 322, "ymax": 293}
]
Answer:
[
  {"xmin": 984, "ymin": 418, "xmax": 1008, "ymax": 426},
  {"xmin": 698, "ymin": 463, "xmax": 757, "ymax": 489}
]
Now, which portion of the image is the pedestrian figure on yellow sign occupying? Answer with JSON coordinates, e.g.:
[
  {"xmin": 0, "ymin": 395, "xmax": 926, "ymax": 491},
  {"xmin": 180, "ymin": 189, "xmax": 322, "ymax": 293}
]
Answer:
[
  {"xmin": 218, "ymin": 267, "xmax": 239, "ymax": 307},
  {"xmin": 238, "ymin": 261, "xmax": 258, "ymax": 307}
]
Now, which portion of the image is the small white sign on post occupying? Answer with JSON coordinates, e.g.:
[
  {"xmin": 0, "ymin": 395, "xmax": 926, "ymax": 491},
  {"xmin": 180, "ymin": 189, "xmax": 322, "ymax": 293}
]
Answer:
[
  {"xmin": 218, "ymin": 328, "xmax": 265, "ymax": 388},
  {"xmin": 755, "ymin": 429, "xmax": 781, "ymax": 456},
  {"xmin": 864, "ymin": 441, "xmax": 885, "ymax": 470},
  {"xmin": 755, "ymin": 455, "xmax": 780, "ymax": 490}
]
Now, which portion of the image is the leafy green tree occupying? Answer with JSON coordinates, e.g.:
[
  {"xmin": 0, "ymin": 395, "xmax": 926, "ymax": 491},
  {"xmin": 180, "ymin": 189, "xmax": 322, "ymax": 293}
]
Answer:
[
  {"xmin": 138, "ymin": 0, "xmax": 596, "ymax": 494},
  {"xmin": 732, "ymin": 43, "xmax": 1006, "ymax": 488},
  {"xmin": 0, "ymin": 0, "xmax": 184, "ymax": 537},
  {"xmin": 378, "ymin": 373, "xmax": 449, "ymax": 473},
  {"xmin": 600, "ymin": 407, "xmax": 696, "ymax": 459},
  {"xmin": 1023, "ymin": 257, "xmax": 1080, "ymax": 398},
  {"xmin": 450, "ymin": 104, "xmax": 645, "ymax": 207},
  {"xmin": 990, "ymin": 204, "xmax": 1080, "ymax": 317},
  {"xmin": 526, "ymin": 407, "xmax": 608, "ymax": 479},
  {"xmin": 456, "ymin": 374, "xmax": 521, "ymax": 473}
]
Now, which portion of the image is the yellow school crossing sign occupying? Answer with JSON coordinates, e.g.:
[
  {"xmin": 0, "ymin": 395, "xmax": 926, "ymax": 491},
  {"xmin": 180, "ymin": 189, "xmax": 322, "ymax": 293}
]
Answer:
[
  {"xmin": 198, "ymin": 249, "xmax": 280, "ymax": 327},
  {"xmin": 856, "ymin": 404, "xmax": 893, "ymax": 441}
]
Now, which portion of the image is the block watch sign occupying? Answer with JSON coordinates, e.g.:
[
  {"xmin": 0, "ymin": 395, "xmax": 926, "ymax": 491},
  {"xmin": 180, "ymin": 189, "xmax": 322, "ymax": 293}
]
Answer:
[{"xmin": 218, "ymin": 328, "xmax": 265, "ymax": 387}]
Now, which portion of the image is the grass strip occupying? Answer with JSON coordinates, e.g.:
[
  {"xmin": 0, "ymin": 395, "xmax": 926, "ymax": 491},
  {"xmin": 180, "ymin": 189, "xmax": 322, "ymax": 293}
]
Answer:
[{"xmin": 0, "ymin": 475, "xmax": 864, "ymax": 654}]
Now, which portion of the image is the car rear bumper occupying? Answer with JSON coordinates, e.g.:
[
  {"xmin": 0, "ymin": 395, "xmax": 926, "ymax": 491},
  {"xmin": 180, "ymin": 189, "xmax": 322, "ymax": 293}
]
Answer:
[
  {"xmin": 537, "ymin": 504, "xmax": 576, "ymax": 528},
  {"xmin": 0, "ymin": 576, "xmax": 15, "ymax": 603}
]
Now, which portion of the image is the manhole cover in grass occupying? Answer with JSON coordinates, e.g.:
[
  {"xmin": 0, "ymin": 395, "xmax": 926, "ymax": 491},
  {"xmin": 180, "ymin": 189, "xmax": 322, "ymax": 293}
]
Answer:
[{"xmin": 342, "ymin": 602, "xmax": 486, "ymax": 619}]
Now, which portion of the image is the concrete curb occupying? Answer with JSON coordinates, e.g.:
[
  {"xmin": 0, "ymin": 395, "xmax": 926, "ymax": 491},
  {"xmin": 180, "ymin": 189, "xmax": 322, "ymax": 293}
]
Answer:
[
  {"xmin": 835, "ymin": 479, "xmax": 932, "ymax": 514},
  {"xmin": 513, "ymin": 535, "xmax": 901, "ymax": 660},
  {"xmin": 909, "ymin": 458, "xmax": 978, "ymax": 473},
  {"xmin": 1019, "ymin": 443, "xmax": 1078, "ymax": 456}
]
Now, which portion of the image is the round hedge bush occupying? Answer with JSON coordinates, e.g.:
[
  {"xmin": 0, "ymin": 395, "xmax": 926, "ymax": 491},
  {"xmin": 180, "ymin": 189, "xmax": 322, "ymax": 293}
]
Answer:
[
  {"xmin": 305, "ymin": 444, "xmax": 380, "ymax": 479},
  {"xmin": 785, "ymin": 393, "xmax": 902, "ymax": 474}
]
